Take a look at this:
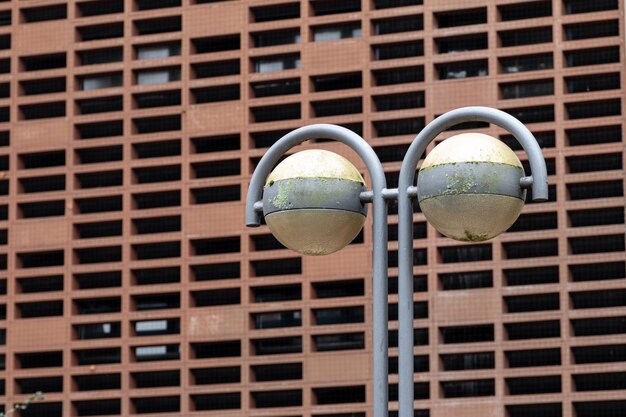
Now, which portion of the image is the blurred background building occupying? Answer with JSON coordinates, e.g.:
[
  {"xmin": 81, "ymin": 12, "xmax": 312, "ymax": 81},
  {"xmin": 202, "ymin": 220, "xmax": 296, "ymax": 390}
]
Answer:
[{"xmin": 0, "ymin": 0, "xmax": 624, "ymax": 416}]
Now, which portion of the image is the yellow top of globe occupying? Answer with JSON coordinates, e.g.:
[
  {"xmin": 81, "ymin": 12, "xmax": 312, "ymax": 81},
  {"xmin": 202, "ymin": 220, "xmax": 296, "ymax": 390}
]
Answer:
[
  {"xmin": 266, "ymin": 149, "xmax": 364, "ymax": 184},
  {"xmin": 420, "ymin": 133, "xmax": 522, "ymax": 169}
]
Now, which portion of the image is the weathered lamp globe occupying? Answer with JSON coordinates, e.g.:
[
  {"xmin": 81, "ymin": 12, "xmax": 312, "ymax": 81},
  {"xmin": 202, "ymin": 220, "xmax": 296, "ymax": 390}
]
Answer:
[
  {"xmin": 416, "ymin": 133, "xmax": 525, "ymax": 242},
  {"xmin": 263, "ymin": 149, "xmax": 367, "ymax": 256}
]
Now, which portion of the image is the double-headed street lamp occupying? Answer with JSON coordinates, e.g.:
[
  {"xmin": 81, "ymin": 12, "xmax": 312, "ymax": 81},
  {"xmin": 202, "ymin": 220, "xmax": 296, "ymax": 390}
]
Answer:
[{"xmin": 246, "ymin": 106, "xmax": 548, "ymax": 417}]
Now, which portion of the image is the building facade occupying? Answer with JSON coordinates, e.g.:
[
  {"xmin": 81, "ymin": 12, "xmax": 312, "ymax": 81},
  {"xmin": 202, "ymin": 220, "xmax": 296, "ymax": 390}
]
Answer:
[{"xmin": 0, "ymin": 0, "xmax": 624, "ymax": 416}]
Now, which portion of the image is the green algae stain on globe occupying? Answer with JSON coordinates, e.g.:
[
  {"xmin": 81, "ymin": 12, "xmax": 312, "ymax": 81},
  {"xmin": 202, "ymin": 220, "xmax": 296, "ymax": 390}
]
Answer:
[{"xmin": 262, "ymin": 150, "xmax": 368, "ymax": 256}]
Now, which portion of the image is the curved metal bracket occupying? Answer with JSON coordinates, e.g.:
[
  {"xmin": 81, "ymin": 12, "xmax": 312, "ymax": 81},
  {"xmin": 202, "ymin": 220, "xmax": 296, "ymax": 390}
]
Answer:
[{"xmin": 244, "ymin": 124, "xmax": 390, "ymax": 417}]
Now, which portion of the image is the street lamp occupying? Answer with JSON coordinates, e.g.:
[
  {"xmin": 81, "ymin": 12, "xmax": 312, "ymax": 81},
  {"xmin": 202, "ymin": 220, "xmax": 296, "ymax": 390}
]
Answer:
[{"xmin": 246, "ymin": 106, "xmax": 548, "ymax": 417}]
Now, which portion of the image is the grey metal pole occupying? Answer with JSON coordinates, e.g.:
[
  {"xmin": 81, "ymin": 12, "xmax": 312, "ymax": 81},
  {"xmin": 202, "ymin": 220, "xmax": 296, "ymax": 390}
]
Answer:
[
  {"xmin": 396, "ymin": 107, "xmax": 549, "ymax": 417},
  {"xmin": 245, "ymin": 124, "xmax": 389, "ymax": 417}
]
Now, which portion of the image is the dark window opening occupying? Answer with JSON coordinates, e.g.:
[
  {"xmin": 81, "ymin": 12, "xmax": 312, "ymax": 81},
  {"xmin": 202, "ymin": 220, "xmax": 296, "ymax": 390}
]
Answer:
[
  {"xmin": 312, "ymin": 72, "xmax": 361, "ymax": 92},
  {"xmin": 441, "ymin": 352, "xmax": 494, "ymax": 371},
  {"xmin": 252, "ymin": 389, "xmax": 302, "ymax": 408},
  {"xmin": 74, "ymin": 271, "xmax": 122, "ymax": 289},
  {"xmin": 21, "ymin": 4, "xmax": 67, "ymax": 23},
  {"xmin": 134, "ymin": 115, "xmax": 180, "ymax": 134},
  {"xmin": 505, "ymin": 293, "xmax": 560, "ymax": 313},
  {"xmin": 570, "ymin": 234, "xmax": 624, "ymax": 255},
  {"xmin": 314, "ymin": 306, "xmax": 363, "ymax": 325},
  {"xmin": 192, "ymin": 340, "xmax": 240, "ymax": 358},
  {"xmin": 20, "ymin": 403, "xmax": 62, "ymax": 417},
  {"xmin": 565, "ymin": 46, "xmax": 620, "ymax": 67},
  {"xmin": 0, "ymin": 59, "xmax": 8, "ymax": 74},
  {"xmin": 192, "ymin": 393, "xmax": 240, "ymax": 410},
  {"xmin": 567, "ymin": 180, "xmax": 623, "ymax": 200},
  {"xmin": 498, "ymin": 1, "xmax": 552, "ymax": 20},
  {"xmin": 436, "ymin": 8, "xmax": 486, "ymax": 28},
  {"xmin": 252, "ymin": 104, "xmax": 300, "ymax": 122},
  {"xmin": 437, "ymin": 59, "xmax": 488, "ymax": 80},
  {"xmin": 17, "ymin": 351, "xmax": 63, "ymax": 369},
  {"xmin": 73, "ymin": 374, "xmax": 120, "ymax": 391},
  {"xmin": 570, "ymin": 262, "xmax": 625, "ymax": 282},
  {"xmin": 312, "ymin": 97, "xmax": 362, "ymax": 117},
  {"xmin": 193, "ymin": 85, "xmax": 240, "ymax": 103},
  {"xmin": 75, "ymin": 245, "xmax": 121, "ymax": 264},
  {"xmin": 504, "ymin": 239, "xmax": 558, "ymax": 259},
  {"xmin": 566, "ymin": 73, "xmax": 620, "ymax": 94},
  {"xmin": 566, "ymin": 98, "xmax": 621, "ymax": 119},
  {"xmin": 251, "ymin": 78, "xmax": 300, "ymax": 97},
  {"xmin": 76, "ymin": 195, "xmax": 123, "ymax": 214},
  {"xmin": 133, "ymin": 344, "xmax": 180, "ymax": 362},
  {"xmin": 74, "ymin": 399, "xmax": 120, "ymax": 417},
  {"xmin": 315, "ymin": 332, "xmax": 365, "ymax": 351},
  {"xmin": 312, "ymin": 0, "xmax": 359, "ymax": 15},
  {"xmin": 313, "ymin": 279, "xmax": 364, "ymax": 299},
  {"xmin": 375, "ymin": 14, "xmax": 423, "ymax": 34},
  {"xmin": 388, "ymin": 221, "xmax": 426, "ymax": 240},
  {"xmin": 193, "ymin": 34, "xmax": 240, "ymax": 53},
  {"xmin": 191, "ymin": 185, "xmax": 240, "ymax": 204},
  {"xmin": 78, "ymin": 48, "xmax": 123, "ymax": 66},
  {"xmin": 132, "ymin": 370, "xmax": 179, "ymax": 388},
  {"xmin": 574, "ymin": 400, "xmax": 626, "ymax": 417},
  {"xmin": 76, "ymin": 120, "xmax": 123, "ymax": 139},
  {"xmin": 441, "ymin": 379, "xmax": 494, "ymax": 398},
  {"xmin": 506, "ymin": 348, "xmax": 561, "ymax": 368},
  {"xmin": 253, "ymin": 362, "xmax": 301, "ymax": 382},
  {"xmin": 74, "ymin": 297, "xmax": 121, "ymax": 315},
  {"xmin": 20, "ymin": 77, "xmax": 65, "ymax": 95},
  {"xmin": 74, "ymin": 348, "xmax": 121, "ymax": 365},
  {"xmin": 19, "ymin": 201, "xmax": 65, "ymax": 218},
  {"xmin": 567, "ymin": 153, "xmax": 622, "ymax": 173},
  {"xmin": 133, "ymin": 293, "xmax": 179, "ymax": 311},
  {"xmin": 252, "ymin": 257, "xmax": 301, "ymax": 277},
  {"xmin": 314, "ymin": 386, "xmax": 365, "ymax": 404},
  {"xmin": 135, "ymin": 0, "xmax": 180, "ymax": 10},
  {"xmin": 193, "ymin": 134, "xmax": 239, "ymax": 153},
  {"xmin": 133, "ymin": 266, "xmax": 180, "ymax": 285},
  {"xmin": 18, "ymin": 300, "xmax": 63, "ymax": 318},
  {"xmin": 253, "ymin": 29, "xmax": 299, "ymax": 47},
  {"xmin": 251, "ymin": 2, "xmax": 299, "ymax": 21},
  {"xmin": 250, "ymin": 233, "xmax": 285, "ymax": 251},
  {"xmin": 253, "ymin": 336, "xmax": 302, "ymax": 355},
  {"xmin": 505, "ymin": 104, "xmax": 555, "ymax": 123},
  {"xmin": 192, "ymin": 366, "xmax": 240, "ymax": 385},
  {"xmin": 374, "ymin": 0, "xmax": 422, "ymax": 9},
  {"xmin": 76, "ymin": 96, "xmax": 122, "ymax": 115},
  {"xmin": 132, "ymin": 396, "xmax": 179, "ymax": 413},
  {"xmin": 18, "ymin": 250, "xmax": 64, "ymax": 268},
  {"xmin": 133, "ymin": 165, "xmax": 180, "ymax": 184},
  {"xmin": 565, "ymin": 0, "xmax": 618, "ymax": 14},
  {"xmin": 572, "ymin": 344, "xmax": 626, "ymax": 364},
  {"xmin": 192, "ymin": 59, "xmax": 239, "ymax": 78},
  {"xmin": 191, "ymin": 262, "xmax": 240, "ymax": 281},
  {"xmin": 78, "ymin": 23, "xmax": 123, "ymax": 41},
  {"xmin": 390, "ymin": 355, "xmax": 429, "ymax": 374},
  {"xmin": 18, "ymin": 275, "xmax": 63, "ymax": 293},
  {"xmin": 440, "ymin": 244, "xmax": 492, "ymax": 263},
  {"xmin": 507, "ymin": 376, "xmax": 561, "ymax": 395},
  {"xmin": 0, "ymin": 11, "xmax": 10, "ymax": 26},
  {"xmin": 506, "ymin": 320, "xmax": 560, "ymax": 340},
  {"xmin": 373, "ymin": 66, "xmax": 424, "ymax": 85},
  {"xmin": 78, "ymin": 0, "xmax": 124, "ymax": 17},
  {"xmin": 504, "ymin": 266, "xmax": 559, "ymax": 286},
  {"xmin": 133, "ymin": 140, "xmax": 180, "ymax": 159},
  {"xmin": 133, "ymin": 216, "xmax": 180, "ymax": 235},
  {"xmin": 134, "ymin": 16, "xmax": 181, "ymax": 35},
  {"xmin": 20, "ymin": 175, "xmax": 65, "ymax": 193},
  {"xmin": 75, "ymin": 220, "xmax": 123, "ymax": 239},
  {"xmin": 374, "ymin": 92, "xmax": 424, "ymax": 111},
  {"xmin": 252, "ymin": 310, "xmax": 301, "ymax": 329},
  {"xmin": 508, "ymin": 212, "xmax": 557, "ymax": 232},
  {"xmin": 437, "ymin": 33, "xmax": 488, "ymax": 53},
  {"xmin": 253, "ymin": 284, "xmax": 301, "ymax": 302},
  {"xmin": 389, "ymin": 275, "xmax": 428, "ymax": 294},
  {"xmin": 572, "ymin": 289, "xmax": 626, "ymax": 309},
  {"xmin": 442, "ymin": 324, "xmax": 494, "ymax": 344},
  {"xmin": 374, "ymin": 117, "xmax": 425, "ymax": 137},
  {"xmin": 134, "ymin": 90, "xmax": 181, "ymax": 109},
  {"xmin": 501, "ymin": 79, "xmax": 554, "ymax": 99},
  {"xmin": 76, "ymin": 170, "xmax": 122, "ymax": 189},
  {"xmin": 440, "ymin": 271, "xmax": 492, "ymax": 290},
  {"xmin": 313, "ymin": 23, "xmax": 361, "ymax": 42},
  {"xmin": 20, "ymin": 102, "xmax": 65, "ymax": 120},
  {"xmin": 20, "ymin": 150, "xmax": 65, "ymax": 169},
  {"xmin": 500, "ymin": 53, "xmax": 553, "ymax": 73},
  {"xmin": 74, "ymin": 322, "xmax": 121, "ymax": 340},
  {"xmin": 0, "ymin": 35, "xmax": 9, "ymax": 50},
  {"xmin": 373, "ymin": 41, "xmax": 424, "ymax": 60},
  {"xmin": 193, "ymin": 288, "xmax": 240, "ymax": 307},
  {"xmin": 499, "ymin": 27, "xmax": 552, "ymax": 47},
  {"xmin": 250, "ymin": 129, "xmax": 291, "ymax": 148},
  {"xmin": 565, "ymin": 20, "xmax": 619, "ymax": 40},
  {"xmin": 192, "ymin": 236, "xmax": 240, "ymax": 255}
]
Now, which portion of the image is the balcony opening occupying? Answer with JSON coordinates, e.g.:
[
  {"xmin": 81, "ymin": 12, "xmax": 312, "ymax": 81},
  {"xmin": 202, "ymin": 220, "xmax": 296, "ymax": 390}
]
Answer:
[
  {"xmin": 74, "ymin": 322, "xmax": 121, "ymax": 340},
  {"xmin": 77, "ymin": 48, "xmax": 123, "ymax": 66},
  {"xmin": 17, "ymin": 351, "xmax": 62, "ymax": 369},
  {"xmin": 252, "ymin": 284, "xmax": 301, "ymax": 302},
  {"xmin": 133, "ymin": 115, "xmax": 181, "ymax": 134},
  {"xmin": 74, "ymin": 347, "xmax": 120, "ymax": 365},
  {"xmin": 439, "ymin": 271, "xmax": 492, "ymax": 290},
  {"xmin": 252, "ymin": 389, "xmax": 302, "ymax": 408},
  {"xmin": 251, "ymin": 258, "xmax": 301, "ymax": 277},
  {"xmin": 192, "ymin": 134, "xmax": 239, "ymax": 153},
  {"xmin": 193, "ymin": 288, "xmax": 240, "ymax": 307},
  {"xmin": 133, "ymin": 293, "xmax": 179, "ymax": 311},
  {"xmin": 191, "ymin": 262, "xmax": 240, "ymax": 281},
  {"xmin": 572, "ymin": 289, "xmax": 626, "ymax": 309},
  {"xmin": 21, "ymin": 4, "xmax": 67, "ymax": 23},
  {"xmin": 437, "ymin": 33, "xmax": 488, "ymax": 53},
  {"xmin": 78, "ymin": 0, "xmax": 124, "ymax": 17},
  {"xmin": 74, "ymin": 271, "xmax": 122, "ymax": 289},
  {"xmin": 565, "ymin": 19, "xmax": 619, "ymax": 40},
  {"xmin": 504, "ymin": 239, "xmax": 558, "ymax": 259},
  {"xmin": 133, "ymin": 165, "xmax": 180, "ymax": 184},
  {"xmin": 191, "ymin": 185, "xmax": 240, "ymax": 204},
  {"xmin": 76, "ymin": 195, "xmax": 123, "ymax": 214},
  {"xmin": 506, "ymin": 348, "xmax": 561, "ymax": 367},
  {"xmin": 76, "ymin": 170, "xmax": 123, "ymax": 189},
  {"xmin": 498, "ymin": 1, "xmax": 552, "ymax": 20},
  {"xmin": 74, "ymin": 399, "xmax": 120, "ymax": 417},
  {"xmin": 75, "ymin": 220, "xmax": 123, "ymax": 239},
  {"xmin": 192, "ymin": 366, "xmax": 240, "ymax": 385},
  {"xmin": 439, "ymin": 244, "xmax": 492, "ymax": 263},
  {"xmin": 132, "ymin": 396, "xmax": 179, "ymax": 413},
  {"xmin": 134, "ymin": 16, "xmax": 181, "ymax": 35},
  {"xmin": 135, "ymin": 0, "xmax": 181, "ymax": 10},
  {"xmin": 18, "ymin": 275, "xmax": 63, "ymax": 293},
  {"xmin": 311, "ymin": 0, "xmax": 359, "ymax": 15},
  {"xmin": 508, "ymin": 212, "xmax": 557, "ymax": 232},
  {"xmin": 192, "ymin": 340, "xmax": 240, "ymax": 358},
  {"xmin": 18, "ymin": 250, "xmax": 64, "ymax": 268},
  {"xmin": 252, "ymin": 362, "xmax": 301, "ymax": 382},
  {"xmin": 507, "ymin": 376, "xmax": 561, "ymax": 395},
  {"xmin": 566, "ymin": 73, "xmax": 620, "ymax": 94},
  {"xmin": 505, "ymin": 293, "xmax": 560, "ymax": 313},
  {"xmin": 78, "ymin": 23, "xmax": 123, "ymax": 41},
  {"xmin": 374, "ymin": 117, "xmax": 425, "ymax": 137},
  {"xmin": 250, "ymin": 234, "xmax": 284, "ymax": 251},
  {"xmin": 314, "ymin": 386, "xmax": 365, "ymax": 404},
  {"xmin": 192, "ymin": 393, "xmax": 240, "ymax": 410},
  {"xmin": 568, "ymin": 180, "xmax": 623, "ymax": 200},
  {"xmin": 20, "ymin": 77, "xmax": 65, "ymax": 95},
  {"xmin": 501, "ymin": 79, "xmax": 554, "ymax": 99},
  {"xmin": 132, "ymin": 370, "xmax": 179, "ymax": 388},
  {"xmin": 18, "ymin": 300, "xmax": 63, "ymax": 318},
  {"xmin": 136, "ymin": 42, "xmax": 180, "ymax": 60},
  {"xmin": 565, "ymin": 0, "xmax": 618, "ymax": 14},
  {"xmin": 441, "ymin": 324, "xmax": 494, "ymax": 344},
  {"xmin": 504, "ymin": 266, "xmax": 559, "ymax": 286},
  {"xmin": 253, "ymin": 29, "xmax": 299, "ymax": 47},
  {"xmin": 252, "ymin": 103, "xmax": 300, "ymax": 122},
  {"xmin": 568, "ymin": 125, "xmax": 622, "ymax": 147},
  {"xmin": 313, "ymin": 333, "xmax": 365, "ymax": 352},
  {"xmin": 441, "ymin": 379, "xmax": 494, "ymax": 398},
  {"xmin": 20, "ymin": 175, "xmax": 65, "ymax": 193},
  {"xmin": 374, "ymin": 92, "xmax": 424, "ymax": 111},
  {"xmin": 311, "ymin": 73, "xmax": 360, "ymax": 93},
  {"xmin": 74, "ymin": 297, "xmax": 121, "ymax": 314},
  {"xmin": 20, "ymin": 102, "xmax": 65, "ymax": 120},
  {"xmin": 136, "ymin": 67, "xmax": 180, "ymax": 86},
  {"xmin": 441, "ymin": 352, "xmax": 494, "ymax": 371},
  {"xmin": 313, "ymin": 279, "xmax": 364, "ymax": 299},
  {"xmin": 133, "ymin": 140, "xmax": 180, "ymax": 159},
  {"xmin": 313, "ymin": 23, "xmax": 361, "ymax": 42},
  {"xmin": 499, "ymin": 27, "xmax": 552, "ymax": 47},
  {"xmin": 373, "ymin": 66, "xmax": 424, "ymax": 86},
  {"xmin": 133, "ymin": 267, "xmax": 179, "ymax": 286},
  {"xmin": 567, "ymin": 153, "xmax": 622, "ymax": 173},
  {"xmin": 132, "ymin": 216, "xmax": 180, "ymax": 235},
  {"xmin": 76, "ymin": 120, "xmax": 123, "ymax": 139},
  {"xmin": 314, "ymin": 306, "xmax": 363, "ymax": 325},
  {"xmin": 252, "ymin": 78, "xmax": 300, "ymax": 97},
  {"xmin": 253, "ymin": 54, "xmax": 300, "ymax": 73},
  {"xmin": 73, "ymin": 374, "xmax": 120, "ymax": 391},
  {"xmin": 252, "ymin": 336, "xmax": 302, "ymax": 355},
  {"xmin": 565, "ymin": 46, "xmax": 620, "ymax": 67},
  {"xmin": 192, "ymin": 34, "xmax": 240, "ymax": 53},
  {"xmin": 374, "ymin": 14, "xmax": 423, "ymax": 35},
  {"xmin": 251, "ymin": 3, "xmax": 299, "ymax": 22},
  {"xmin": 192, "ymin": 85, "xmax": 240, "ymax": 103},
  {"xmin": 569, "ymin": 234, "xmax": 624, "ymax": 254},
  {"xmin": 374, "ymin": 0, "xmax": 422, "ymax": 8},
  {"xmin": 20, "ymin": 150, "xmax": 65, "ymax": 169},
  {"xmin": 572, "ymin": 344, "xmax": 626, "ymax": 364},
  {"xmin": 312, "ymin": 97, "xmax": 362, "ymax": 117},
  {"xmin": 191, "ymin": 236, "xmax": 239, "ymax": 255},
  {"xmin": 436, "ymin": 8, "xmax": 486, "ymax": 28},
  {"xmin": 570, "ymin": 261, "xmax": 625, "ymax": 282},
  {"xmin": 575, "ymin": 400, "xmax": 626, "ymax": 417},
  {"xmin": 252, "ymin": 310, "xmax": 301, "ymax": 329},
  {"xmin": 566, "ymin": 98, "xmax": 621, "ymax": 119},
  {"xmin": 575, "ymin": 372, "xmax": 626, "ymax": 393},
  {"xmin": 133, "ymin": 344, "xmax": 179, "ymax": 362},
  {"xmin": 506, "ymin": 320, "xmax": 560, "ymax": 340},
  {"xmin": 437, "ymin": 59, "xmax": 487, "ymax": 80},
  {"xmin": 76, "ymin": 96, "xmax": 123, "ymax": 115},
  {"xmin": 373, "ymin": 40, "xmax": 424, "ymax": 60},
  {"xmin": 19, "ymin": 201, "xmax": 65, "ymax": 218},
  {"xmin": 192, "ymin": 59, "xmax": 240, "ymax": 78}
]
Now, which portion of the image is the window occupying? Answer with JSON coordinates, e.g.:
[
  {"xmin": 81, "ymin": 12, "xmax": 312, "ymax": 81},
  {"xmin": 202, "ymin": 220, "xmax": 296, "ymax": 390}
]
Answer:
[
  {"xmin": 566, "ymin": 99, "xmax": 621, "ymax": 119},
  {"xmin": 192, "ymin": 35, "xmax": 240, "ymax": 53},
  {"xmin": 74, "ymin": 271, "xmax": 122, "ymax": 289},
  {"xmin": 439, "ymin": 271, "xmax": 492, "ymax": 290},
  {"xmin": 312, "ymin": 97, "xmax": 362, "ymax": 117},
  {"xmin": 134, "ymin": 16, "xmax": 181, "ymax": 35},
  {"xmin": 134, "ymin": 319, "xmax": 179, "ymax": 336},
  {"xmin": 373, "ymin": 117, "xmax": 425, "ymax": 137},
  {"xmin": 564, "ymin": 0, "xmax": 618, "ymax": 14},
  {"xmin": 507, "ymin": 348, "xmax": 561, "ymax": 367},
  {"xmin": 565, "ymin": 46, "xmax": 619, "ymax": 67},
  {"xmin": 76, "ymin": 96, "xmax": 123, "ymax": 115},
  {"xmin": 441, "ymin": 324, "xmax": 494, "ymax": 344},
  {"xmin": 133, "ymin": 370, "xmax": 179, "ymax": 388},
  {"xmin": 437, "ymin": 34, "xmax": 488, "ymax": 53},
  {"xmin": 374, "ymin": 14, "xmax": 423, "ymax": 34},
  {"xmin": 134, "ymin": 90, "xmax": 181, "ymax": 109},
  {"xmin": 136, "ymin": 43, "xmax": 180, "ymax": 60},
  {"xmin": 567, "ymin": 125, "xmax": 621, "ymax": 146},
  {"xmin": 252, "ymin": 310, "xmax": 300, "ymax": 329},
  {"xmin": 565, "ymin": 20, "xmax": 619, "ymax": 40},
  {"xmin": 441, "ymin": 379, "xmax": 494, "ymax": 398},
  {"xmin": 374, "ymin": 92, "xmax": 424, "ymax": 111},
  {"xmin": 373, "ymin": 66, "xmax": 424, "ymax": 85},
  {"xmin": 505, "ymin": 293, "xmax": 560, "ymax": 313},
  {"xmin": 193, "ymin": 289, "xmax": 240, "ymax": 307},
  {"xmin": 253, "ymin": 54, "xmax": 300, "ymax": 73},
  {"xmin": 506, "ymin": 320, "xmax": 560, "ymax": 340},
  {"xmin": 251, "ymin": 3, "xmax": 299, "ymax": 22},
  {"xmin": 136, "ymin": 68, "xmax": 180, "ymax": 85},
  {"xmin": 193, "ymin": 85, "xmax": 240, "ymax": 103},
  {"xmin": 132, "ymin": 397, "xmax": 179, "ymax": 413},
  {"xmin": 498, "ymin": 1, "xmax": 552, "ymax": 21},
  {"xmin": 135, "ymin": 0, "xmax": 181, "ymax": 10},
  {"xmin": 501, "ymin": 79, "xmax": 554, "ymax": 99},
  {"xmin": 133, "ymin": 266, "xmax": 180, "ymax": 285},
  {"xmin": 314, "ymin": 386, "xmax": 365, "ymax": 404},
  {"xmin": 253, "ymin": 284, "xmax": 301, "ymax": 302},
  {"xmin": 252, "ymin": 29, "xmax": 300, "ymax": 47},
  {"xmin": 20, "ymin": 102, "xmax": 65, "ymax": 120},
  {"xmin": 74, "ymin": 322, "xmax": 121, "ymax": 340},
  {"xmin": 441, "ymin": 352, "xmax": 494, "ymax": 371},
  {"xmin": 252, "ymin": 104, "xmax": 300, "ymax": 122},
  {"xmin": 78, "ymin": 48, "xmax": 123, "ymax": 66},
  {"xmin": 507, "ymin": 376, "xmax": 561, "ymax": 395},
  {"xmin": 313, "ymin": 23, "xmax": 361, "ymax": 42},
  {"xmin": 437, "ymin": 59, "xmax": 487, "ymax": 79},
  {"xmin": 21, "ymin": 4, "xmax": 67, "ymax": 23},
  {"xmin": 18, "ymin": 300, "xmax": 63, "ymax": 318},
  {"xmin": 80, "ymin": 73, "xmax": 122, "ymax": 90},
  {"xmin": 74, "ymin": 374, "xmax": 120, "ymax": 391},
  {"xmin": 78, "ymin": 0, "xmax": 124, "ymax": 17},
  {"xmin": 78, "ymin": 23, "xmax": 123, "ymax": 41},
  {"xmin": 311, "ymin": 0, "xmax": 360, "ymax": 15},
  {"xmin": 436, "ymin": 8, "xmax": 486, "ymax": 28},
  {"xmin": 566, "ymin": 73, "xmax": 620, "ymax": 93},
  {"xmin": 252, "ymin": 390, "xmax": 302, "ymax": 408},
  {"xmin": 252, "ymin": 336, "xmax": 302, "ymax": 355},
  {"xmin": 191, "ymin": 393, "xmax": 240, "ymax": 410},
  {"xmin": 499, "ymin": 27, "xmax": 552, "ymax": 46},
  {"xmin": 373, "ymin": 0, "xmax": 422, "ymax": 9},
  {"xmin": 251, "ymin": 78, "xmax": 300, "ymax": 97},
  {"xmin": 21, "ymin": 53, "xmax": 66, "ymax": 71},
  {"xmin": 134, "ymin": 115, "xmax": 181, "ymax": 134},
  {"xmin": 193, "ymin": 59, "xmax": 239, "ymax": 78},
  {"xmin": 18, "ymin": 275, "xmax": 63, "ymax": 293}
]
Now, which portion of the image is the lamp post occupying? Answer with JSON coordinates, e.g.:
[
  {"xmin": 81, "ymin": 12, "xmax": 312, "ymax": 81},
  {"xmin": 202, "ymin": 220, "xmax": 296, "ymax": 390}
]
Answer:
[{"xmin": 245, "ymin": 106, "xmax": 548, "ymax": 417}]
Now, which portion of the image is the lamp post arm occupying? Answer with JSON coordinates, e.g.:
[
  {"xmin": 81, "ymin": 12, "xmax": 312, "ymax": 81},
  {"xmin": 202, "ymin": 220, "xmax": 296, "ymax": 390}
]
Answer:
[
  {"xmin": 395, "ymin": 106, "xmax": 548, "ymax": 417},
  {"xmin": 245, "ymin": 123, "xmax": 390, "ymax": 417}
]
